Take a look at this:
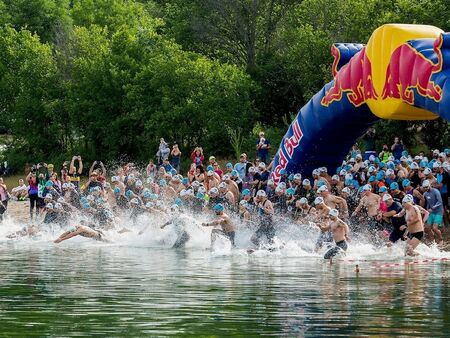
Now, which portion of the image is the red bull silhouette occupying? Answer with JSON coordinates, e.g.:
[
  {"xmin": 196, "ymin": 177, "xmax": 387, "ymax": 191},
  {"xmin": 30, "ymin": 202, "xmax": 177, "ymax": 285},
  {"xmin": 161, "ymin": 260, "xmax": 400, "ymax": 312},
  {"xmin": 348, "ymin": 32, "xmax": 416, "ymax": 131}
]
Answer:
[
  {"xmin": 321, "ymin": 47, "xmax": 378, "ymax": 107},
  {"xmin": 382, "ymin": 35, "xmax": 444, "ymax": 104}
]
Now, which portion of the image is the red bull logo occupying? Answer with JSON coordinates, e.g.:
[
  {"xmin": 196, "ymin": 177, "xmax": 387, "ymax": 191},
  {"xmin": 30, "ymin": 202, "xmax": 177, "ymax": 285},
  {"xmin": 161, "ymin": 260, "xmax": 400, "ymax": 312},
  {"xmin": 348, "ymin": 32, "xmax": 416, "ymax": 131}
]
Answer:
[
  {"xmin": 382, "ymin": 35, "xmax": 444, "ymax": 104},
  {"xmin": 321, "ymin": 47, "xmax": 378, "ymax": 107},
  {"xmin": 271, "ymin": 120, "xmax": 303, "ymax": 184}
]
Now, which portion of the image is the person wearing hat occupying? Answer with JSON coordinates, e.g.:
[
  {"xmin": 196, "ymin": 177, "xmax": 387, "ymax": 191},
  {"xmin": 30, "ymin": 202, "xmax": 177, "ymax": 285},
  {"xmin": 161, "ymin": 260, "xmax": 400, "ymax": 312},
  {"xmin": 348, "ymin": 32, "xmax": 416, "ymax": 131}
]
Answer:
[
  {"xmin": 255, "ymin": 162, "xmax": 269, "ymax": 192},
  {"xmin": 319, "ymin": 209, "xmax": 350, "ymax": 259},
  {"xmin": 422, "ymin": 180, "xmax": 444, "ymax": 245},
  {"xmin": 381, "ymin": 194, "xmax": 407, "ymax": 244},
  {"xmin": 205, "ymin": 170, "xmax": 220, "ymax": 192},
  {"xmin": 256, "ymin": 131, "xmax": 271, "ymax": 164},
  {"xmin": 293, "ymin": 197, "xmax": 316, "ymax": 222},
  {"xmin": 251, "ymin": 190, "xmax": 275, "ymax": 247},
  {"xmin": 202, "ymin": 203, "xmax": 236, "ymax": 247},
  {"xmin": 317, "ymin": 185, "xmax": 349, "ymax": 220},
  {"xmin": 398, "ymin": 195, "xmax": 428, "ymax": 256},
  {"xmin": 352, "ymin": 185, "xmax": 382, "ymax": 232}
]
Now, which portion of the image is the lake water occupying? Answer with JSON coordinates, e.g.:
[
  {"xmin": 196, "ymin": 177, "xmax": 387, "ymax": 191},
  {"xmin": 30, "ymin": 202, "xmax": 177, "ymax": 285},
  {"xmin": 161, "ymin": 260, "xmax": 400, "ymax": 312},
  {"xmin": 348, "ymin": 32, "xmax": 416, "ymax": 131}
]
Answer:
[{"xmin": 1, "ymin": 215, "xmax": 450, "ymax": 337}]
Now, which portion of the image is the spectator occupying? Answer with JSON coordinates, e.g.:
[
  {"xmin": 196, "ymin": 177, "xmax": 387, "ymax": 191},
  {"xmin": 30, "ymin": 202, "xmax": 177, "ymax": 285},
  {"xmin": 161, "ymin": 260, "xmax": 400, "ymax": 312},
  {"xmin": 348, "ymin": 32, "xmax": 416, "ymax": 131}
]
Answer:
[
  {"xmin": 191, "ymin": 147, "xmax": 204, "ymax": 166},
  {"xmin": 234, "ymin": 153, "xmax": 248, "ymax": 180},
  {"xmin": 26, "ymin": 170, "xmax": 39, "ymax": 219},
  {"xmin": 362, "ymin": 127, "xmax": 377, "ymax": 160},
  {"xmin": 69, "ymin": 156, "xmax": 83, "ymax": 192},
  {"xmin": 0, "ymin": 178, "xmax": 9, "ymax": 221},
  {"xmin": 379, "ymin": 144, "xmax": 393, "ymax": 163},
  {"xmin": 391, "ymin": 137, "xmax": 405, "ymax": 160},
  {"xmin": 256, "ymin": 132, "xmax": 271, "ymax": 164},
  {"xmin": 146, "ymin": 159, "xmax": 157, "ymax": 179},
  {"xmin": 156, "ymin": 138, "xmax": 170, "ymax": 165},
  {"xmin": 11, "ymin": 179, "xmax": 28, "ymax": 201},
  {"xmin": 171, "ymin": 143, "xmax": 182, "ymax": 172}
]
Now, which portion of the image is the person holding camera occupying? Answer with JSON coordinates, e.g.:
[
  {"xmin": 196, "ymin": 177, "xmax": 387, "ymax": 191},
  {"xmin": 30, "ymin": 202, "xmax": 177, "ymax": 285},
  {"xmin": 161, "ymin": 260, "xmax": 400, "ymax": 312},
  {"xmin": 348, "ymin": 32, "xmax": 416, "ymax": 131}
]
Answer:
[
  {"xmin": 362, "ymin": 128, "xmax": 377, "ymax": 161},
  {"xmin": 256, "ymin": 132, "xmax": 271, "ymax": 165},
  {"xmin": 171, "ymin": 143, "xmax": 182, "ymax": 172},
  {"xmin": 156, "ymin": 138, "xmax": 170, "ymax": 165},
  {"xmin": 391, "ymin": 136, "xmax": 405, "ymax": 160},
  {"xmin": 69, "ymin": 156, "xmax": 83, "ymax": 191},
  {"xmin": 191, "ymin": 147, "xmax": 204, "ymax": 166}
]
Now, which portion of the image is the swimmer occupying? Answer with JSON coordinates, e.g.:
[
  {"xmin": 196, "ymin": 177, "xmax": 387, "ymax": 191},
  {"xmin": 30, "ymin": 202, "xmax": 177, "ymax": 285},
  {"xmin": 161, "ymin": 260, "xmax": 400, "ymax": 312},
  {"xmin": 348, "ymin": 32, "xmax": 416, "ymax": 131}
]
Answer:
[
  {"xmin": 398, "ymin": 195, "xmax": 429, "ymax": 256},
  {"xmin": 160, "ymin": 205, "xmax": 190, "ymax": 248},
  {"xmin": 54, "ymin": 224, "xmax": 109, "ymax": 243},
  {"xmin": 202, "ymin": 203, "xmax": 236, "ymax": 247},
  {"xmin": 313, "ymin": 197, "xmax": 333, "ymax": 252},
  {"xmin": 319, "ymin": 209, "xmax": 350, "ymax": 259},
  {"xmin": 250, "ymin": 190, "xmax": 275, "ymax": 247}
]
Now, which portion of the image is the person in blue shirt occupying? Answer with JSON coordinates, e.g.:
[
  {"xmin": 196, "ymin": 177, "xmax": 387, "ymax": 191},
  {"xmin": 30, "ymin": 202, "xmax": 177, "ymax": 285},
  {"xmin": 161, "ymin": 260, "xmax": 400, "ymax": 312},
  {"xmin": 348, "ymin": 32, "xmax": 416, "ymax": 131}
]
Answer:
[
  {"xmin": 234, "ymin": 154, "xmax": 248, "ymax": 180},
  {"xmin": 162, "ymin": 158, "xmax": 174, "ymax": 173},
  {"xmin": 256, "ymin": 131, "xmax": 271, "ymax": 164},
  {"xmin": 390, "ymin": 136, "xmax": 404, "ymax": 160},
  {"xmin": 422, "ymin": 180, "xmax": 444, "ymax": 245}
]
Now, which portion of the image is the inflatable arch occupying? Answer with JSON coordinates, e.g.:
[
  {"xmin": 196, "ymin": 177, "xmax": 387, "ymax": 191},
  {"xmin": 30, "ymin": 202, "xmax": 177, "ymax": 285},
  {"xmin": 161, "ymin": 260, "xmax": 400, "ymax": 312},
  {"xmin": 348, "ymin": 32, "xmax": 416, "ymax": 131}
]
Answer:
[{"xmin": 271, "ymin": 24, "xmax": 450, "ymax": 184}]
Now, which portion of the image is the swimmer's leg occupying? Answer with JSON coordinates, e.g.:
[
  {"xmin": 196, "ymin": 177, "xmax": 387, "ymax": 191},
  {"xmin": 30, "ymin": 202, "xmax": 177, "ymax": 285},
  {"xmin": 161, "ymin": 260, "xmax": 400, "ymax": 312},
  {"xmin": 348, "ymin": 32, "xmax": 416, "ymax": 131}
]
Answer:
[{"xmin": 405, "ymin": 237, "xmax": 421, "ymax": 256}]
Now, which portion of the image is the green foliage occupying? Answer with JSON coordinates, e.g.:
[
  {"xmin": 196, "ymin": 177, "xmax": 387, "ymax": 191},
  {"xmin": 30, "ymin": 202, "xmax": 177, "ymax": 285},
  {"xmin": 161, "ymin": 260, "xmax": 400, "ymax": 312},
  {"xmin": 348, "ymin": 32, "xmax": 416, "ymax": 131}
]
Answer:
[{"xmin": 0, "ymin": 0, "xmax": 449, "ymax": 173}]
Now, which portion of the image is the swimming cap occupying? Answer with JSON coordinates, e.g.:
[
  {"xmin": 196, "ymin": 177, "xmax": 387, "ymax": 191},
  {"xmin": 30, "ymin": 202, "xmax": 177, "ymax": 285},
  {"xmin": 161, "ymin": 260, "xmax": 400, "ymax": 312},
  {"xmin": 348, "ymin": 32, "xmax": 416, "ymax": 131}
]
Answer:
[
  {"xmin": 410, "ymin": 162, "xmax": 419, "ymax": 170},
  {"xmin": 288, "ymin": 174, "xmax": 294, "ymax": 181},
  {"xmin": 222, "ymin": 174, "xmax": 230, "ymax": 181},
  {"xmin": 382, "ymin": 194, "xmax": 393, "ymax": 202},
  {"xmin": 317, "ymin": 185, "xmax": 328, "ymax": 193},
  {"xmin": 207, "ymin": 170, "xmax": 214, "ymax": 176},
  {"xmin": 378, "ymin": 186, "xmax": 388, "ymax": 193},
  {"xmin": 130, "ymin": 198, "xmax": 139, "ymax": 205},
  {"xmin": 314, "ymin": 197, "xmax": 324, "ymax": 205},
  {"xmin": 299, "ymin": 197, "xmax": 308, "ymax": 204},
  {"xmin": 402, "ymin": 179, "xmax": 411, "ymax": 188},
  {"xmin": 143, "ymin": 190, "xmax": 151, "ymax": 199},
  {"xmin": 218, "ymin": 182, "xmax": 227, "ymax": 189},
  {"xmin": 302, "ymin": 179, "xmax": 311, "ymax": 186},
  {"xmin": 46, "ymin": 203, "xmax": 54, "ymax": 209},
  {"xmin": 196, "ymin": 192, "xmax": 204, "ymax": 199},
  {"xmin": 422, "ymin": 180, "xmax": 431, "ymax": 188},
  {"xmin": 111, "ymin": 176, "xmax": 118, "ymax": 182},
  {"xmin": 423, "ymin": 168, "xmax": 432, "ymax": 175},
  {"xmin": 390, "ymin": 182, "xmax": 399, "ymax": 190},
  {"xmin": 54, "ymin": 203, "xmax": 62, "ymax": 209},
  {"xmin": 329, "ymin": 209, "xmax": 339, "ymax": 217},
  {"xmin": 45, "ymin": 193, "xmax": 52, "ymax": 199},
  {"xmin": 45, "ymin": 181, "xmax": 53, "ymax": 187},
  {"xmin": 209, "ymin": 187, "xmax": 219, "ymax": 195},
  {"xmin": 241, "ymin": 189, "xmax": 250, "ymax": 196},
  {"xmin": 256, "ymin": 190, "xmax": 266, "ymax": 197},
  {"xmin": 239, "ymin": 200, "xmax": 248, "ymax": 206},
  {"xmin": 57, "ymin": 197, "xmax": 65, "ymax": 203},
  {"xmin": 294, "ymin": 173, "xmax": 302, "ymax": 180},
  {"xmin": 181, "ymin": 178, "xmax": 189, "ymax": 185},
  {"xmin": 170, "ymin": 169, "xmax": 177, "ymax": 176},
  {"xmin": 433, "ymin": 162, "xmax": 441, "ymax": 169},
  {"xmin": 175, "ymin": 198, "xmax": 183, "ymax": 206},
  {"xmin": 214, "ymin": 203, "xmax": 224, "ymax": 212},
  {"xmin": 198, "ymin": 186, "xmax": 206, "ymax": 194},
  {"xmin": 402, "ymin": 195, "xmax": 414, "ymax": 204},
  {"xmin": 159, "ymin": 179, "xmax": 167, "ymax": 186},
  {"xmin": 125, "ymin": 190, "xmax": 133, "ymax": 198},
  {"xmin": 146, "ymin": 177, "xmax": 154, "ymax": 184},
  {"xmin": 226, "ymin": 162, "xmax": 233, "ymax": 168},
  {"xmin": 279, "ymin": 182, "xmax": 287, "ymax": 189},
  {"xmin": 339, "ymin": 169, "xmax": 347, "ymax": 176},
  {"xmin": 332, "ymin": 175, "xmax": 339, "ymax": 181},
  {"xmin": 114, "ymin": 187, "xmax": 120, "ymax": 194},
  {"xmin": 207, "ymin": 165, "xmax": 214, "ymax": 172},
  {"xmin": 286, "ymin": 188, "xmax": 295, "ymax": 195},
  {"xmin": 362, "ymin": 184, "xmax": 372, "ymax": 192},
  {"xmin": 249, "ymin": 166, "xmax": 256, "ymax": 173},
  {"xmin": 231, "ymin": 170, "xmax": 238, "ymax": 177},
  {"xmin": 136, "ymin": 180, "xmax": 143, "ymax": 187}
]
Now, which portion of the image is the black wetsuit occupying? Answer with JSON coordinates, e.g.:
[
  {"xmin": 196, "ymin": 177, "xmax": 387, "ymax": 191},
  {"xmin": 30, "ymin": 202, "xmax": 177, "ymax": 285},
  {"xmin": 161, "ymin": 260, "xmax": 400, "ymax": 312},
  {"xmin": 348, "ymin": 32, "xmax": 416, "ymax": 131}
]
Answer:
[
  {"xmin": 252, "ymin": 200, "xmax": 275, "ymax": 246},
  {"xmin": 387, "ymin": 201, "xmax": 406, "ymax": 243},
  {"xmin": 324, "ymin": 240, "xmax": 347, "ymax": 259}
]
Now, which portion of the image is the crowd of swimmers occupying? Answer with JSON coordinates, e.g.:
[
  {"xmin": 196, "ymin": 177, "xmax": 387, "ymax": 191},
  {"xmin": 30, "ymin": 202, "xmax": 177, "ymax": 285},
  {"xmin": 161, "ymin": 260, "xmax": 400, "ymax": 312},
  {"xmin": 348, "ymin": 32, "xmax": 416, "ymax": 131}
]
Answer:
[{"xmin": 1, "ymin": 139, "xmax": 450, "ymax": 259}]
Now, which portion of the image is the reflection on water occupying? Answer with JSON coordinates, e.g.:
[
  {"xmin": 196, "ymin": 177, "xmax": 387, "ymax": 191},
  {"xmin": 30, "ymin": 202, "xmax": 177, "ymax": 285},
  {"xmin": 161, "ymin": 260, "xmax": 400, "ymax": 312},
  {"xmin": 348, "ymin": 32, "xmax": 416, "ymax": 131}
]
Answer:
[{"xmin": 0, "ymin": 245, "xmax": 449, "ymax": 336}]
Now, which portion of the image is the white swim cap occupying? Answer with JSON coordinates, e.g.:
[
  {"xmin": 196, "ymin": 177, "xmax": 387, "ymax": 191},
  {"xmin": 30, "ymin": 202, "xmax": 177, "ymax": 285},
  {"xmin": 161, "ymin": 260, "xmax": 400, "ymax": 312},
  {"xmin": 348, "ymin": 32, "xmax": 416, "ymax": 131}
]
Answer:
[
  {"xmin": 192, "ymin": 181, "xmax": 200, "ymax": 187},
  {"xmin": 329, "ymin": 209, "xmax": 339, "ymax": 217},
  {"xmin": 314, "ymin": 197, "xmax": 324, "ymax": 205},
  {"xmin": 331, "ymin": 175, "xmax": 339, "ymax": 181},
  {"xmin": 130, "ymin": 198, "xmax": 139, "ymax": 204},
  {"xmin": 209, "ymin": 187, "xmax": 218, "ymax": 195},
  {"xmin": 410, "ymin": 162, "xmax": 419, "ymax": 170},
  {"xmin": 422, "ymin": 180, "xmax": 431, "ymax": 188},
  {"xmin": 402, "ymin": 194, "xmax": 414, "ymax": 204},
  {"xmin": 256, "ymin": 190, "xmax": 266, "ymax": 197},
  {"xmin": 57, "ymin": 197, "xmax": 65, "ymax": 203},
  {"xmin": 342, "ymin": 187, "xmax": 351, "ymax": 194},
  {"xmin": 362, "ymin": 184, "xmax": 372, "ymax": 192},
  {"xmin": 317, "ymin": 185, "xmax": 328, "ymax": 193},
  {"xmin": 207, "ymin": 170, "xmax": 214, "ymax": 176},
  {"xmin": 46, "ymin": 203, "xmax": 54, "ymax": 209},
  {"xmin": 433, "ymin": 162, "xmax": 441, "ymax": 169},
  {"xmin": 54, "ymin": 203, "xmax": 62, "ymax": 209},
  {"xmin": 294, "ymin": 173, "xmax": 302, "ymax": 180},
  {"xmin": 218, "ymin": 182, "xmax": 227, "ymax": 189},
  {"xmin": 302, "ymin": 179, "xmax": 311, "ymax": 186},
  {"xmin": 45, "ymin": 194, "xmax": 52, "ymax": 199},
  {"xmin": 267, "ymin": 179, "xmax": 274, "ymax": 186},
  {"xmin": 382, "ymin": 194, "xmax": 393, "ymax": 202},
  {"xmin": 299, "ymin": 197, "xmax": 308, "ymax": 204},
  {"xmin": 423, "ymin": 168, "xmax": 431, "ymax": 175},
  {"xmin": 339, "ymin": 169, "xmax": 347, "ymax": 176}
]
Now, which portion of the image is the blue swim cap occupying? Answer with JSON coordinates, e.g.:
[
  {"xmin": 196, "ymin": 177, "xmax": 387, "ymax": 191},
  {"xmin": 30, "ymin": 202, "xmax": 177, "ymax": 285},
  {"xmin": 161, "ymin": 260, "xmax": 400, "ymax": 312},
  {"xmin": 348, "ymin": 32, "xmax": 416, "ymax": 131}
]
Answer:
[
  {"xmin": 114, "ymin": 187, "xmax": 120, "ymax": 194},
  {"xmin": 175, "ymin": 198, "xmax": 183, "ymax": 206},
  {"xmin": 159, "ymin": 179, "xmax": 167, "ymax": 187},
  {"xmin": 420, "ymin": 160, "xmax": 427, "ymax": 168},
  {"xmin": 286, "ymin": 187, "xmax": 295, "ymax": 195},
  {"xmin": 378, "ymin": 162, "xmax": 385, "ymax": 168},
  {"xmin": 207, "ymin": 165, "xmax": 214, "ymax": 171},
  {"xmin": 280, "ymin": 168, "xmax": 287, "ymax": 175},
  {"xmin": 82, "ymin": 202, "xmax": 90, "ymax": 209},
  {"xmin": 402, "ymin": 179, "xmax": 411, "ymax": 188},
  {"xmin": 45, "ymin": 181, "xmax": 53, "ymax": 187},
  {"xmin": 231, "ymin": 170, "xmax": 238, "ymax": 177},
  {"xmin": 242, "ymin": 189, "xmax": 250, "ymax": 196},
  {"xmin": 143, "ymin": 191, "xmax": 151, "ymax": 198},
  {"xmin": 196, "ymin": 192, "xmax": 204, "ymax": 199},
  {"xmin": 214, "ymin": 203, "xmax": 224, "ymax": 212},
  {"xmin": 336, "ymin": 166, "xmax": 342, "ymax": 175},
  {"xmin": 345, "ymin": 165, "xmax": 352, "ymax": 171},
  {"xmin": 387, "ymin": 163, "xmax": 395, "ymax": 170},
  {"xmin": 368, "ymin": 176, "xmax": 376, "ymax": 183},
  {"xmin": 150, "ymin": 193, "xmax": 158, "ymax": 200},
  {"xmin": 288, "ymin": 174, "xmax": 294, "ymax": 181},
  {"xmin": 125, "ymin": 190, "xmax": 133, "ymax": 198},
  {"xmin": 402, "ymin": 150, "xmax": 408, "ymax": 157},
  {"xmin": 390, "ymin": 182, "xmax": 399, "ymax": 190},
  {"xmin": 182, "ymin": 178, "xmax": 189, "ymax": 185},
  {"xmin": 317, "ymin": 180, "xmax": 326, "ymax": 187},
  {"xmin": 226, "ymin": 162, "xmax": 233, "ymax": 168},
  {"xmin": 379, "ymin": 186, "xmax": 388, "ymax": 193}
]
